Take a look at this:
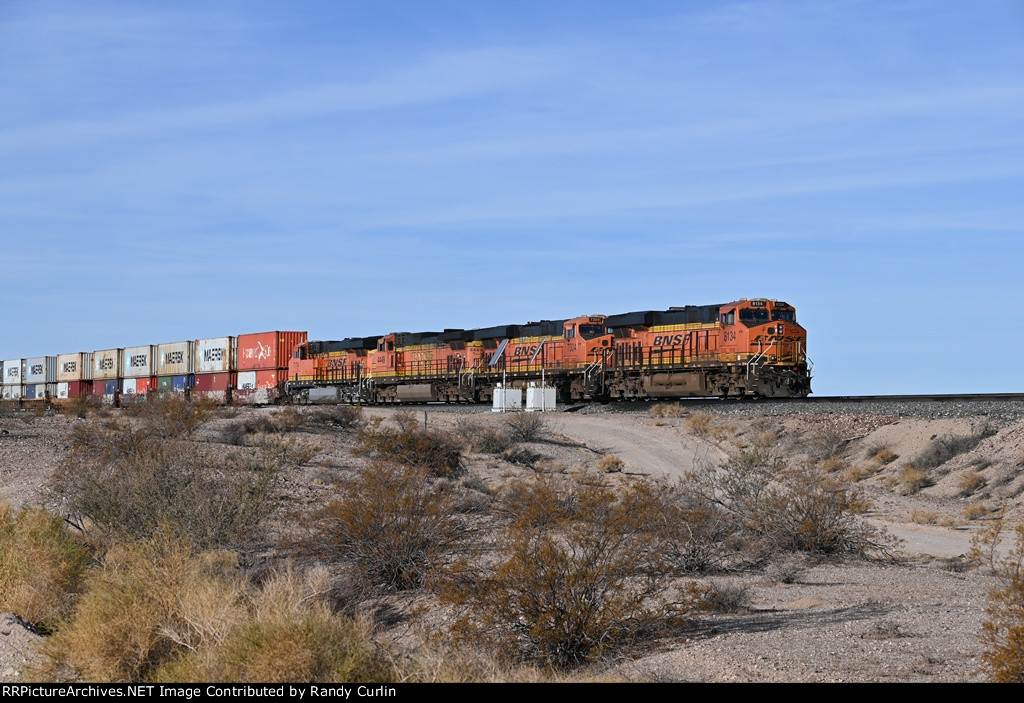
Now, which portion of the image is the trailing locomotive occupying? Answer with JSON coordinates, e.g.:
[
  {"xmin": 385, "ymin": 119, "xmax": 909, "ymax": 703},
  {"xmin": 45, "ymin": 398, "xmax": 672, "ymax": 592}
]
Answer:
[{"xmin": 285, "ymin": 298, "xmax": 811, "ymax": 404}]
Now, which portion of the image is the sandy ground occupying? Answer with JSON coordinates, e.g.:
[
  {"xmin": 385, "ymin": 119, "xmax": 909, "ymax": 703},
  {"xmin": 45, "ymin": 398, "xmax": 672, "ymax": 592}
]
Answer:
[{"xmin": 1, "ymin": 402, "xmax": 1022, "ymax": 682}]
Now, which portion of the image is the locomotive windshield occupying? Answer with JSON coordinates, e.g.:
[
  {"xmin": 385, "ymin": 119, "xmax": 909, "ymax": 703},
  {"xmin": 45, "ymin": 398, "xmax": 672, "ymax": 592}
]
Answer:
[
  {"xmin": 578, "ymin": 324, "xmax": 607, "ymax": 339},
  {"xmin": 739, "ymin": 309, "xmax": 770, "ymax": 325},
  {"xmin": 772, "ymin": 309, "xmax": 795, "ymax": 322}
]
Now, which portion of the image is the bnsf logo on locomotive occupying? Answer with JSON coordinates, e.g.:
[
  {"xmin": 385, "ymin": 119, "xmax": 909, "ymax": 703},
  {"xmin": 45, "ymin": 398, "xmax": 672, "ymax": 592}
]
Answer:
[
  {"xmin": 652, "ymin": 334, "xmax": 687, "ymax": 346},
  {"xmin": 513, "ymin": 345, "xmax": 540, "ymax": 358}
]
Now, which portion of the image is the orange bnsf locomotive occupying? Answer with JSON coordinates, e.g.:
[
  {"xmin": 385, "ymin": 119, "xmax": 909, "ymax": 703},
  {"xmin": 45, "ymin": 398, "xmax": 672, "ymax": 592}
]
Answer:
[{"xmin": 285, "ymin": 298, "xmax": 810, "ymax": 403}]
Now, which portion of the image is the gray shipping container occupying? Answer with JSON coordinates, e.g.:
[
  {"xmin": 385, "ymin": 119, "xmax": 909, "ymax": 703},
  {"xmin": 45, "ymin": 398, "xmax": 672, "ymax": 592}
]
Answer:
[
  {"xmin": 1, "ymin": 385, "xmax": 21, "ymax": 400},
  {"xmin": 93, "ymin": 349, "xmax": 122, "ymax": 380},
  {"xmin": 157, "ymin": 341, "xmax": 193, "ymax": 376},
  {"xmin": 57, "ymin": 352, "xmax": 94, "ymax": 382},
  {"xmin": 123, "ymin": 345, "xmax": 157, "ymax": 378},
  {"xmin": 22, "ymin": 356, "xmax": 57, "ymax": 384},
  {"xmin": 195, "ymin": 336, "xmax": 236, "ymax": 373},
  {"xmin": 3, "ymin": 359, "xmax": 22, "ymax": 385}
]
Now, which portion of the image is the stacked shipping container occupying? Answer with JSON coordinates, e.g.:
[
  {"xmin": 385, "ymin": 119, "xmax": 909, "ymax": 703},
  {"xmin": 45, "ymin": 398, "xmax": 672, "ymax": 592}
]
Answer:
[{"xmin": 235, "ymin": 331, "xmax": 306, "ymax": 404}]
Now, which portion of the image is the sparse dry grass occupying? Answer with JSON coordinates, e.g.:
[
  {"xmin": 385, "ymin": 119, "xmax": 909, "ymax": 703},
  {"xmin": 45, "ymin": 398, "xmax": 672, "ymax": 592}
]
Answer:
[
  {"xmin": 0, "ymin": 504, "xmax": 93, "ymax": 632},
  {"xmin": 957, "ymin": 471, "xmax": 987, "ymax": 497},
  {"xmin": 649, "ymin": 403, "xmax": 686, "ymax": 418},
  {"xmin": 899, "ymin": 465, "xmax": 931, "ymax": 494},
  {"xmin": 596, "ymin": 454, "xmax": 625, "ymax": 473}
]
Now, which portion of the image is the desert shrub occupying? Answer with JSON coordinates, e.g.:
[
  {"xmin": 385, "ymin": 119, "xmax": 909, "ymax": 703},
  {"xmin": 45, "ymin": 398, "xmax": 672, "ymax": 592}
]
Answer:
[
  {"xmin": 958, "ymin": 471, "xmax": 987, "ymax": 497},
  {"xmin": 688, "ymin": 580, "xmax": 751, "ymax": 613},
  {"xmin": 963, "ymin": 504, "xmax": 990, "ymax": 521},
  {"xmin": 125, "ymin": 394, "xmax": 211, "ymax": 438},
  {"xmin": 910, "ymin": 509, "xmax": 942, "ymax": 525},
  {"xmin": 39, "ymin": 535, "xmax": 246, "ymax": 683},
  {"xmin": 765, "ymin": 554, "xmax": 807, "ymax": 584},
  {"xmin": 809, "ymin": 427, "xmax": 846, "ymax": 459},
  {"xmin": 899, "ymin": 465, "xmax": 931, "ymax": 494},
  {"xmin": 972, "ymin": 520, "xmax": 1024, "ymax": 682},
  {"xmin": 875, "ymin": 448, "xmax": 898, "ymax": 464},
  {"xmin": 596, "ymin": 454, "xmax": 625, "ymax": 473},
  {"xmin": 154, "ymin": 566, "xmax": 395, "ymax": 683},
  {"xmin": 52, "ymin": 421, "xmax": 285, "ymax": 548},
  {"xmin": 307, "ymin": 405, "xmax": 363, "ymax": 430},
  {"xmin": 441, "ymin": 476, "xmax": 689, "ymax": 668},
  {"xmin": 912, "ymin": 425, "xmax": 998, "ymax": 471},
  {"xmin": 456, "ymin": 420, "xmax": 517, "ymax": 454},
  {"xmin": 309, "ymin": 464, "xmax": 467, "ymax": 592},
  {"xmin": 686, "ymin": 412, "xmax": 713, "ymax": 438},
  {"xmin": 271, "ymin": 406, "xmax": 305, "ymax": 431},
  {"xmin": 0, "ymin": 504, "xmax": 93, "ymax": 632},
  {"xmin": 820, "ymin": 456, "xmax": 845, "ymax": 473},
  {"xmin": 505, "ymin": 412, "xmax": 547, "ymax": 442},
  {"xmin": 649, "ymin": 403, "xmax": 686, "ymax": 418},
  {"xmin": 692, "ymin": 449, "xmax": 895, "ymax": 557},
  {"xmin": 62, "ymin": 393, "xmax": 102, "ymax": 419},
  {"xmin": 356, "ymin": 418, "xmax": 462, "ymax": 477}
]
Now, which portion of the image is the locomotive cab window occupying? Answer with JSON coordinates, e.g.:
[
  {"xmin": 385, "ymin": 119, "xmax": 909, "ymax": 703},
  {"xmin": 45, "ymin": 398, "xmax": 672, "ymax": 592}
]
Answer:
[
  {"xmin": 721, "ymin": 310, "xmax": 735, "ymax": 325},
  {"xmin": 772, "ymin": 310, "xmax": 795, "ymax": 322},
  {"xmin": 566, "ymin": 325, "xmax": 576, "ymax": 339},
  {"xmin": 740, "ymin": 309, "xmax": 769, "ymax": 326},
  {"xmin": 578, "ymin": 324, "xmax": 606, "ymax": 340}
]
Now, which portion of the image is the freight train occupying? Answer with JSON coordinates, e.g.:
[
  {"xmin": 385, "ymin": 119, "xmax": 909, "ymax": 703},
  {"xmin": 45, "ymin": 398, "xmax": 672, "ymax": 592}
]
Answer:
[
  {"xmin": 0, "ymin": 298, "xmax": 811, "ymax": 407},
  {"xmin": 286, "ymin": 297, "xmax": 810, "ymax": 403}
]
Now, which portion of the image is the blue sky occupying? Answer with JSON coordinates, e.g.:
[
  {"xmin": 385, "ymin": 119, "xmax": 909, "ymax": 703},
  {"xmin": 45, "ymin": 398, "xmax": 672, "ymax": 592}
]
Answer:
[{"xmin": 2, "ymin": 1, "xmax": 1022, "ymax": 394}]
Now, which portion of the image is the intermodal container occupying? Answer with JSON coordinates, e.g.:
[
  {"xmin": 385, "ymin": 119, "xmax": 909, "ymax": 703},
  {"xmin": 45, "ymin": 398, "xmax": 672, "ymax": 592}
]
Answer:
[
  {"xmin": 3, "ymin": 359, "xmax": 22, "ymax": 385},
  {"xmin": 56, "ymin": 381, "xmax": 92, "ymax": 400},
  {"xmin": 193, "ymin": 372, "xmax": 233, "ymax": 403},
  {"xmin": 237, "ymin": 331, "xmax": 307, "ymax": 371},
  {"xmin": 93, "ymin": 349, "xmax": 122, "ymax": 381},
  {"xmin": 23, "ymin": 357, "xmax": 57, "ymax": 384},
  {"xmin": 195, "ymin": 337, "xmax": 235, "ymax": 374},
  {"xmin": 157, "ymin": 341, "xmax": 193, "ymax": 376},
  {"xmin": 234, "ymin": 369, "xmax": 283, "ymax": 405},
  {"xmin": 156, "ymin": 375, "xmax": 192, "ymax": 393},
  {"xmin": 24, "ymin": 383, "xmax": 54, "ymax": 400},
  {"xmin": 123, "ymin": 345, "xmax": 157, "ymax": 378},
  {"xmin": 57, "ymin": 353, "xmax": 94, "ymax": 382},
  {"xmin": 2, "ymin": 385, "xmax": 22, "ymax": 400}
]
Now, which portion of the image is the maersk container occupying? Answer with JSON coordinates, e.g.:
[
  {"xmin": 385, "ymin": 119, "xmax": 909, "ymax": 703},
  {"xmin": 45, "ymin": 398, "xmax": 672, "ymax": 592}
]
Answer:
[
  {"xmin": 57, "ymin": 353, "xmax": 94, "ymax": 382},
  {"xmin": 23, "ymin": 357, "xmax": 57, "ymax": 384},
  {"xmin": 3, "ymin": 359, "xmax": 22, "ymax": 385},
  {"xmin": 93, "ymin": 349, "xmax": 122, "ymax": 380},
  {"xmin": 24, "ymin": 383, "xmax": 54, "ymax": 400},
  {"xmin": 237, "ymin": 331, "xmax": 307, "ymax": 371},
  {"xmin": 2, "ymin": 385, "xmax": 22, "ymax": 400},
  {"xmin": 123, "ymin": 345, "xmax": 157, "ymax": 378},
  {"xmin": 157, "ymin": 341, "xmax": 193, "ymax": 376},
  {"xmin": 195, "ymin": 337, "xmax": 235, "ymax": 374}
]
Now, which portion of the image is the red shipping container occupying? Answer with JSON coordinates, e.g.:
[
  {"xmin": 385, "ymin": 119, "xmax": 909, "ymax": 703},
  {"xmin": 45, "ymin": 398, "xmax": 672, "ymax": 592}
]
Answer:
[
  {"xmin": 67, "ymin": 381, "xmax": 91, "ymax": 399},
  {"xmin": 193, "ymin": 372, "xmax": 234, "ymax": 403},
  {"xmin": 237, "ymin": 331, "xmax": 307, "ymax": 371},
  {"xmin": 135, "ymin": 377, "xmax": 157, "ymax": 394}
]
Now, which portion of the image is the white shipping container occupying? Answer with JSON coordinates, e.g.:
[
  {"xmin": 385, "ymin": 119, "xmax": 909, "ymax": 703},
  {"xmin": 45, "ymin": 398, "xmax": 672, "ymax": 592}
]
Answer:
[
  {"xmin": 123, "ymin": 345, "xmax": 157, "ymax": 378},
  {"xmin": 237, "ymin": 371, "xmax": 257, "ymax": 390},
  {"xmin": 57, "ymin": 382, "xmax": 69, "ymax": 399},
  {"xmin": 122, "ymin": 378, "xmax": 137, "ymax": 395},
  {"xmin": 526, "ymin": 385, "xmax": 556, "ymax": 412},
  {"xmin": 492, "ymin": 385, "xmax": 523, "ymax": 412},
  {"xmin": 23, "ymin": 356, "xmax": 57, "ymax": 384},
  {"xmin": 2, "ymin": 385, "xmax": 21, "ymax": 400},
  {"xmin": 93, "ymin": 349, "xmax": 121, "ymax": 380},
  {"xmin": 57, "ymin": 353, "xmax": 94, "ymax": 382},
  {"xmin": 3, "ymin": 359, "xmax": 22, "ymax": 385},
  {"xmin": 195, "ymin": 337, "xmax": 235, "ymax": 373},
  {"xmin": 157, "ymin": 341, "xmax": 193, "ymax": 376}
]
